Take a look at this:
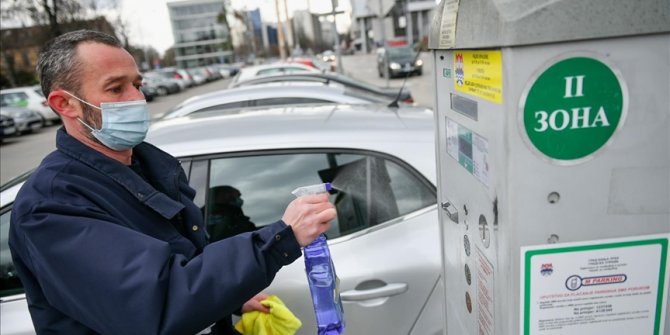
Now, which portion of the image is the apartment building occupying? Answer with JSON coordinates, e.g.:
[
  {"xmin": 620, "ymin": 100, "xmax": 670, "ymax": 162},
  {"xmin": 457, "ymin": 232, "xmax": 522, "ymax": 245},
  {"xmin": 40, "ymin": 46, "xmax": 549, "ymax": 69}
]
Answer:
[{"xmin": 167, "ymin": 0, "xmax": 234, "ymax": 68}]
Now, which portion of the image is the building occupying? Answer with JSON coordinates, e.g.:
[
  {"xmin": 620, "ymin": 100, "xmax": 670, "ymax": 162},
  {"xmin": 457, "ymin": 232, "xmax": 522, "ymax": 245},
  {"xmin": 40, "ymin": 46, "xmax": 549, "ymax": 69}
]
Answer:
[
  {"xmin": 167, "ymin": 0, "xmax": 234, "ymax": 68},
  {"xmin": 350, "ymin": 0, "xmax": 436, "ymax": 53},
  {"xmin": 0, "ymin": 17, "xmax": 116, "ymax": 88},
  {"xmin": 293, "ymin": 10, "xmax": 332, "ymax": 53}
]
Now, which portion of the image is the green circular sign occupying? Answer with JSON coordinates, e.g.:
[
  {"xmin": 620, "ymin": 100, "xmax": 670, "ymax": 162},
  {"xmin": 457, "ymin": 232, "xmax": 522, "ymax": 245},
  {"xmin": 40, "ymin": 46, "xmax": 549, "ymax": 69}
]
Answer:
[{"xmin": 523, "ymin": 57, "xmax": 625, "ymax": 163}]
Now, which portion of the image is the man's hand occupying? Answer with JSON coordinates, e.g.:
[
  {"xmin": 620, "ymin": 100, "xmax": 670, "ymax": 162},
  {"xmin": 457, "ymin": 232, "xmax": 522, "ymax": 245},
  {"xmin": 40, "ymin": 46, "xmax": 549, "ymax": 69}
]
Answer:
[
  {"xmin": 242, "ymin": 293, "xmax": 270, "ymax": 314},
  {"xmin": 282, "ymin": 193, "xmax": 336, "ymax": 247}
]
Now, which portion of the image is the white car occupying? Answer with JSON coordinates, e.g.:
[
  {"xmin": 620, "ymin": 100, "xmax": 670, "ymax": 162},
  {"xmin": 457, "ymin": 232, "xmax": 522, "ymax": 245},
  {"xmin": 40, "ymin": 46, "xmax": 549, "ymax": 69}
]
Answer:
[
  {"xmin": 0, "ymin": 104, "xmax": 443, "ymax": 335},
  {"xmin": 158, "ymin": 82, "xmax": 390, "ymax": 120},
  {"xmin": 229, "ymin": 63, "xmax": 320, "ymax": 88},
  {"xmin": 0, "ymin": 86, "xmax": 60, "ymax": 125}
]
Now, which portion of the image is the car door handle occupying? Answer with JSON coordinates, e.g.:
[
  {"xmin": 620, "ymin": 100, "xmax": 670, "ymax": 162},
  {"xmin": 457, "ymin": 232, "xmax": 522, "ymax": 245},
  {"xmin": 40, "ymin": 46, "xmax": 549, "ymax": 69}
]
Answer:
[{"xmin": 340, "ymin": 282, "xmax": 408, "ymax": 301}]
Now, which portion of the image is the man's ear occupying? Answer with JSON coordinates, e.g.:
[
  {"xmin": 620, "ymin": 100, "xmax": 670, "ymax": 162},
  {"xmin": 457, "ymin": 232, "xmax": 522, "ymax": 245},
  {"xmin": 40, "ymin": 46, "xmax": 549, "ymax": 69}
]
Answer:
[{"xmin": 48, "ymin": 90, "xmax": 80, "ymax": 118}]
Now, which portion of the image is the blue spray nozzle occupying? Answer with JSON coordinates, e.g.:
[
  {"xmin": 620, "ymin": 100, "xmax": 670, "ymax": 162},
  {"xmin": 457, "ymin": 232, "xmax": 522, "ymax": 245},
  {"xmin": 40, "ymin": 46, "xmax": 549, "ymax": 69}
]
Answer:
[{"xmin": 291, "ymin": 182, "xmax": 333, "ymax": 197}]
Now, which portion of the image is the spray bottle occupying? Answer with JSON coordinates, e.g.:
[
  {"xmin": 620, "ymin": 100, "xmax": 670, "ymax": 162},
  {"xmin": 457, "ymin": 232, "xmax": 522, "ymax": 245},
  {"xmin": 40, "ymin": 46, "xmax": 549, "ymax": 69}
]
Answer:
[{"xmin": 291, "ymin": 182, "xmax": 345, "ymax": 335}]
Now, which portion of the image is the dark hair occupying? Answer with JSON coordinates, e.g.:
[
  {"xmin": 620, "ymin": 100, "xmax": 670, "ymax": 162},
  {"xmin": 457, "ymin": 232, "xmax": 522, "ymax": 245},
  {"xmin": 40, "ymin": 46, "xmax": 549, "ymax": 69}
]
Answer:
[{"xmin": 36, "ymin": 30, "xmax": 122, "ymax": 97}]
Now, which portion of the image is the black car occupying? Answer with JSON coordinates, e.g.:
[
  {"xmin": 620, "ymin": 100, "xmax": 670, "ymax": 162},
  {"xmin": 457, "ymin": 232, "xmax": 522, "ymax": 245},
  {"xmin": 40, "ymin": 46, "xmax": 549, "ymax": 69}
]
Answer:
[
  {"xmin": 140, "ymin": 85, "xmax": 158, "ymax": 102},
  {"xmin": 377, "ymin": 46, "xmax": 423, "ymax": 78}
]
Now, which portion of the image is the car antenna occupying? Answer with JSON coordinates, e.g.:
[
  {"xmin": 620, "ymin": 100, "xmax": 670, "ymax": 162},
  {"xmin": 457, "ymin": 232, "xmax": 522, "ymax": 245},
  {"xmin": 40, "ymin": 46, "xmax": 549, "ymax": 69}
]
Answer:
[{"xmin": 388, "ymin": 46, "xmax": 423, "ymax": 108}]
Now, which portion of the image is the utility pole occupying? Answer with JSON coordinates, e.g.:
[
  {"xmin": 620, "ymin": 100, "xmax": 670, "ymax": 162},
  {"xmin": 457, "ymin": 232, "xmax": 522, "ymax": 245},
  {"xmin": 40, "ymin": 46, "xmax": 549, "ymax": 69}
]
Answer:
[
  {"xmin": 330, "ymin": 0, "xmax": 343, "ymax": 74},
  {"xmin": 379, "ymin": 0, "xmax": 389, "ymax": 86},
  {"xmin": 274, "ymin": 0, "xmax": 287, "ymax": 60},
  {"xmin": 283, "ymin": 0, "xmax": 294, "ymax": 55}
]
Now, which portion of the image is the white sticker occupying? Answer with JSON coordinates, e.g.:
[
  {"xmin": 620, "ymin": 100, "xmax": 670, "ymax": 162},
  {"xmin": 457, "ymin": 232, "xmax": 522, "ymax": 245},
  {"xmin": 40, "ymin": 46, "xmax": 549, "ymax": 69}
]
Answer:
[{"xmin": 520, "ymin": 234, "xmax": 669, "ymax": 335}]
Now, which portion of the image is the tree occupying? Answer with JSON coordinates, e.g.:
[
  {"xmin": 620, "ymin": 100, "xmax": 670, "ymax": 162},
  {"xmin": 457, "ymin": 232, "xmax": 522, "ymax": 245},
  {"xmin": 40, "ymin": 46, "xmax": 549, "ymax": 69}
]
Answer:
[
  {"xmin": 162, "ymin": 47, "xmax": 176, "ymax": 68},
  {"xmin": 0, "ymin": 0, "xmax": 118, "ymax": 39}
]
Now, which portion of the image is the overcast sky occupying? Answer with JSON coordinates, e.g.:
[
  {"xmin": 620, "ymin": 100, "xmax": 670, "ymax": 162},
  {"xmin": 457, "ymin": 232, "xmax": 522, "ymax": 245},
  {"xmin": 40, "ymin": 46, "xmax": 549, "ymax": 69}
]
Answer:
[{"xmin": 120, "ymin": 0, "xmax": 352, "ymax": 55}]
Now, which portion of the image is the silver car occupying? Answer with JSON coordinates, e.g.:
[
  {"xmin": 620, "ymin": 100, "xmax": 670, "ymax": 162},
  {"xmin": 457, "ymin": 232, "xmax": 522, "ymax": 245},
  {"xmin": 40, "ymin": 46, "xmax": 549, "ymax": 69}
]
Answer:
[
  {"xmin": 229, "ymin": 63, "xmax": 319, "ymax": 88},
  {"xmin": 158, "ymin": 82, "xmax": 389, "ymax": 120},
  {"xmin": 0, "ymin": 107, "xmax": 43, "ymax": 135},
  {"xmin": 0, "ymin": 104, "xmax": 443, "ymax": 335},
  {"xmin": 0, "ymin": 86, "xmax": 60, "ymax": 125}
]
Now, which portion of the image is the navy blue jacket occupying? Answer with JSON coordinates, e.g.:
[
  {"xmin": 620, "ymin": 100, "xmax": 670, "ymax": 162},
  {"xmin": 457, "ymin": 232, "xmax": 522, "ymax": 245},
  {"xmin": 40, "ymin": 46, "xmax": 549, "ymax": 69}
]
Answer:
[{"xmin": 9, "ymin": 128, "xmax": 302, "ymax": 335}]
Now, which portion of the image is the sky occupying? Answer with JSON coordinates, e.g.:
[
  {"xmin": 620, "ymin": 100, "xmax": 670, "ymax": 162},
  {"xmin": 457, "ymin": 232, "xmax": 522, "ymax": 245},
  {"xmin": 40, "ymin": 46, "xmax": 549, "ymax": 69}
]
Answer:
[{"xmin": 119, "ymin": 0, "xmax": 353, "ymax": 55}]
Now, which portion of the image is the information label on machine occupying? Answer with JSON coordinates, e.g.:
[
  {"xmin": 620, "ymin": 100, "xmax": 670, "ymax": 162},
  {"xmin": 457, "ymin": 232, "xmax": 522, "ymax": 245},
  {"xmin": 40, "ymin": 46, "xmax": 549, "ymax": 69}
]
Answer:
[
  {"xmin": 520, "ymin": 234, "xmax": 669, "ymax": 335},
  {"xmin": 477, "ymin": 247, "xmax": 495, "ymax": 335},
  {"xmin": 454, "ymin": 50, "xmax": 502, "ymax": 103},
  {"xmin": 446, "ymin": 118, "xmax": 490, "ymax": 188},
  {"xmin": 437, "ymin": 0, "xmax": 460, "ymax": 48}
]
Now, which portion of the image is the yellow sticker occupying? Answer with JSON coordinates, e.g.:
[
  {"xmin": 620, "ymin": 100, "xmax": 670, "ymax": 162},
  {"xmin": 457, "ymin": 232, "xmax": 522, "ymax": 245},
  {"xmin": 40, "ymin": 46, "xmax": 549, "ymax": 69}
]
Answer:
[{"xmin": 454, "ymin": 50, "xmax": 503, "ymax": 104}]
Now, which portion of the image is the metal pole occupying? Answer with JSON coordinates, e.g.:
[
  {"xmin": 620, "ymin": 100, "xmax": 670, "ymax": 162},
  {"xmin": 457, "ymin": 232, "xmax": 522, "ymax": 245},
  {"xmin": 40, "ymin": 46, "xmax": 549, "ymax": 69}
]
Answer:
[
  {"xmin": 378, "ymin": 0, "xmax": 389, "ymax": 86},
  {"xmin": 331, "ymin": 0, "xmax": 343, "ymax": 74},
  {"xmin": 283, "ymin": 0, "xmax": 294, "ymax": 54},
  {"xmin": 275, "ymin": 0, "xmax": 287, "ymax": 60}
]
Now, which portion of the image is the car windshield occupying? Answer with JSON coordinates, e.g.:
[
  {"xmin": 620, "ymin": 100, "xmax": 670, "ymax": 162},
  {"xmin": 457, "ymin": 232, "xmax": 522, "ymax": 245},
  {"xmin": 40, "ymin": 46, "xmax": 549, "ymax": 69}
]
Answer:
[{"xmin": 387, "ymin": 47, "xmax": 415, "ymax": 58}]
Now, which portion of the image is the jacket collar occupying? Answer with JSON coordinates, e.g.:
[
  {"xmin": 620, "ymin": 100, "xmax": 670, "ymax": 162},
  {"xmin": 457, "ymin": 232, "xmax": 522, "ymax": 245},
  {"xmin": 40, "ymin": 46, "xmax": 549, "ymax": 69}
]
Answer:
[{"xmin": 55, "ymin": 127, "xmax": 185, "ymax": 219}]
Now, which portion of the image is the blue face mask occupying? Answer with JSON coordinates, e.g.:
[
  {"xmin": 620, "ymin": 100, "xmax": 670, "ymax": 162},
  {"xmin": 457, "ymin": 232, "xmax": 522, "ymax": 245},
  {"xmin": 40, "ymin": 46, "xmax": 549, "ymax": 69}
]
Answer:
[{"xmin": 65, "ymin": 91, "xmax": 150, "ymax": 151}]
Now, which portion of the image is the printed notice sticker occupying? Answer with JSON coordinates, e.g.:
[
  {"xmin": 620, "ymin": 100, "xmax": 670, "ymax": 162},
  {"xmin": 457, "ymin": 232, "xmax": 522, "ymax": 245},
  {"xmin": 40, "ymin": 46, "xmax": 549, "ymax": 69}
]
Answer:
[
  {"xmin": 454, "ymin": 50, "xmax": 503, "ymax": 104},
  {"xmin": 521, "ymin": 234, "xmax": 669, "ymax": 335},
  {"xmin": 438, "ymin": 0, "xmax": 460, "ymax": 49}
]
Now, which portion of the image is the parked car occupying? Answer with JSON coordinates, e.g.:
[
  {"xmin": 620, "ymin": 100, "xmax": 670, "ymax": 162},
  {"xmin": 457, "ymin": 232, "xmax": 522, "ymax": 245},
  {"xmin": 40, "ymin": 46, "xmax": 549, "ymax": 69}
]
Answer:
[
  {"xmin": 0, "ymin": 114, "xmax": 17, "ymax": 142},
  {"xmin": 158, "ymin": 82, "xmax": 389, "ymax": 120},
  {"xmin": 377, "ymin": 46, "xmax": 423, "ymax": 78},
  {"xmin": 186, "ymin": 68, "xmax": 208, "ymax": 85},
  {"xmin": 230, "ymin": 72, "xmax": 416, "ymax": 105},
  {"xmin": 0, "ymin": 86, "xmax": 60, "ymax": 125},
  {"xmin": 142, "ymin": 75, "xmax": 181, "ymax": 96},
  {"xmin": 140, "ymin": 85, "xmax": 158, "ymax": 102},
  {"xmin": 0, "ymin": 104, "xmax": 442, "ymax": 335},
  {"xmin": 229, "ymin": 63, "xmax": 320, "ymax": 88},
  {"xmin": 188, "ymin": 66, "xmax": 220, "ymax": 83},
  {"xmin": 286, "ymin": 57, "xmax": 331, "ymax": 72},
  {"xmin": 154, "ymin": 68, "xmax": 194, "ymax": 88},
  {"xmin": 0, "ymin": 107, "xmax": 43, "ymax": 135},
  {"xmin": 145, "ymin": 71, "xmax": 188, "ymax": 91},
  {"xmin": 211, "ymin": 64, "xmax": 239, "ymax": 78}
]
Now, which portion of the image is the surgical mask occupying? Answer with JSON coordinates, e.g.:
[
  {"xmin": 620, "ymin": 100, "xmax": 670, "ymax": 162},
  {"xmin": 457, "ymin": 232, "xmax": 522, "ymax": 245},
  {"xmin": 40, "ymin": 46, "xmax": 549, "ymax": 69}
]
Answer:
[
  {"xmin": 65, "ymin": 91, "xmax": 150, "ymax": 151},
  {"xmin": 232, "ymin": 197, "xmax": 244, "ymax": 208}
]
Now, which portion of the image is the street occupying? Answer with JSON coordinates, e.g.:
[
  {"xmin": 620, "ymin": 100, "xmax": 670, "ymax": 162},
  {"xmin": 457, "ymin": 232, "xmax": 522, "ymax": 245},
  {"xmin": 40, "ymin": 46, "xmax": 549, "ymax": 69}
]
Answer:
[{"xmin": 0, "ymin": 53, "xmax": 435, "ymax": 185}]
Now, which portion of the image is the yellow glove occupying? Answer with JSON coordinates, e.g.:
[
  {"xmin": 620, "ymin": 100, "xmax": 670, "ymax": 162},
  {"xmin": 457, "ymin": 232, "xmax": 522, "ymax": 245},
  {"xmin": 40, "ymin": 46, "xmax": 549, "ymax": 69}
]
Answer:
[{"xmin": 235, "ymin": 295, "xmax": 302, "ymax": 335}]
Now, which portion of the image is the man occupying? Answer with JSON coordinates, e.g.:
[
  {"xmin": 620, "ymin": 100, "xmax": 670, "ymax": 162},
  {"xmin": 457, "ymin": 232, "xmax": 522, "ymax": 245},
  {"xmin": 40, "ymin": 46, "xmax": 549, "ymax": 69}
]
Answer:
[
  {"xmin": 9, "ymin": 30, "xmax": 335, "ymax": 335},
  {"xmin": 206, "ymin": 186, "xmax": 257, "ymax": 242}
]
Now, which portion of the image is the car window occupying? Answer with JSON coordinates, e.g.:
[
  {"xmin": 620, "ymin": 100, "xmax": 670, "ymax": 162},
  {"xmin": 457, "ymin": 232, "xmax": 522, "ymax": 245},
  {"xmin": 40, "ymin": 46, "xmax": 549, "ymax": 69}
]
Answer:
[
  {"xmin": 195, "ymin": 101, "xmax": 248, "ymax": 114},
  {"xmin": 253, "ymin": 97, "xmax": 330, "ymax": 107},
  {"xmin": 256, "ymin": 67, "xmax": 309, "ymax": 76},
  {"xmin": 0, "ymin": 207, "xmax": 22, "ymax": 297},
  {"xmin": 387, "ymin": 47, "xmax": 414, "ymax": 58},
  {"xmin": 342, "ymin": 87, "xmax": 390, "ymax": 103},
  {"xmin": 33, "ymin": 88, "xmax": 45, "ymax": 97},
  {"xmin": 0, "ymin": 92, "xmax": 29, "ymax": 108},
  {"xmin": 202, "ymin": 151, "xmax": 435, "ymax": 242}
]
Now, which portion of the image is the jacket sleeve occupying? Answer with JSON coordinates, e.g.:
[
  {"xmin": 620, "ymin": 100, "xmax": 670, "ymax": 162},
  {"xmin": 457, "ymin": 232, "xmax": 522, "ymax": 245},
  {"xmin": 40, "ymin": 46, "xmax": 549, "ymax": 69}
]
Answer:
[{"xmin": 10, "ymin": 197, "xmax": 302, "ymax": 335}]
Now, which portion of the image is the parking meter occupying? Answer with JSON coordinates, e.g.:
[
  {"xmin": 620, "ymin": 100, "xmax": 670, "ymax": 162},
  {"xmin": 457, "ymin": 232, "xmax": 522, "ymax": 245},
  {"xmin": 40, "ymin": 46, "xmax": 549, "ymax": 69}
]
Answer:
[{"xmin": 428, "ymin": 0, "xmax": 670, "ymax": 334}]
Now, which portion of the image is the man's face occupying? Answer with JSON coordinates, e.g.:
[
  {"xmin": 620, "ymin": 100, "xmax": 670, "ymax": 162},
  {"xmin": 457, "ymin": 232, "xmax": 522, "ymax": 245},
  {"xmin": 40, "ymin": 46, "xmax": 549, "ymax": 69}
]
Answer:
[{"xmin": 75, "ymin": 42, "xmax": 144, "ymax": 130}]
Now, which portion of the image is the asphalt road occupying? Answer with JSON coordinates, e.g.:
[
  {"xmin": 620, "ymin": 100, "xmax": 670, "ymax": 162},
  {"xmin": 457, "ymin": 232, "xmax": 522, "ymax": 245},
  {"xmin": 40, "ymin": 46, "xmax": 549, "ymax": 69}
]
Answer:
[{"xmin": 0, "ymin": 52, "xmax": 435, "ymax": 185}]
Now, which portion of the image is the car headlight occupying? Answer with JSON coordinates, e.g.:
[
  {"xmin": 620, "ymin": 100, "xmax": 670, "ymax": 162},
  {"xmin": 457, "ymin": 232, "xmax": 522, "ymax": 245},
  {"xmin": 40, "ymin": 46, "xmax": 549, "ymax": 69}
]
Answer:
[
  {"xmin": 415, "ymin": 59, "xmax": 423, "ymax": 66},
  {"xmin": 390, "ymin": 62, "xmax": 401, "ymax": 70}
]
